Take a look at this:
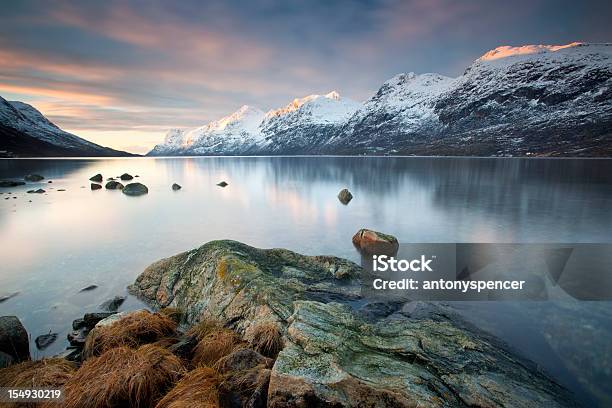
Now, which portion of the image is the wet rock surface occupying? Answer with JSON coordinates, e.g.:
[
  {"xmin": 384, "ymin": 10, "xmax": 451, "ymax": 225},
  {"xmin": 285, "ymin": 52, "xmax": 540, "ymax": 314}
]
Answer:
[
  {"xmin": 35, "ymin": 333, "xmax": 58, "ymax": 350},
  {"xmin": 122, "ymin": 182, "xmax": 148, "ymax": 196},
  {"xmin": 105, "ymin": 180, "xmax": 124, "ymax": 190},
  {"xmin": 99, "ymin": 296, "xmax": 126, "ymax": 312},
  {"xmin": 130, "ymin": 240, "xmax": 577, "ymax": 407},
  {"xmin": 120, "ymin": 173, "xmax": 134, "ymax": 181},
  {"xmin": 352, "ymin": 228, "xmax": 399, "ymax": 256}
]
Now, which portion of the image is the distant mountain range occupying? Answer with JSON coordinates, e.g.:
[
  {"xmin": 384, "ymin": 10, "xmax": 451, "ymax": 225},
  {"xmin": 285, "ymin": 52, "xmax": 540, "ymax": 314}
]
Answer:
[
  {"xmin": 150, "ymin": 42, "xmax": 612, "ymax": 157},
  {"xmin": 0, "ymin": 97, "xmax": 132, "ymax": 157}
]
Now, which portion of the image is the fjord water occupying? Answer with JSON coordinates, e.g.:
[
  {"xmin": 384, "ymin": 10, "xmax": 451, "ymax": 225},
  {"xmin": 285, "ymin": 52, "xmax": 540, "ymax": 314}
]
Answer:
[{"xmin": 1, "ymin": 156, "xmax": 611, "ymax": 404}]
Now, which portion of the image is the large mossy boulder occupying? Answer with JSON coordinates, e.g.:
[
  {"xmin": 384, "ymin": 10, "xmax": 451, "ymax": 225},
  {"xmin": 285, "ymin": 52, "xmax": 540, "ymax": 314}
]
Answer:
[
  {"xmin": 0, "ymin": 316, "xmax": 30, "ymax": 363},
  {"xmin": 129, "ymin": 240, "xmax": 577, "ymax": 407}
]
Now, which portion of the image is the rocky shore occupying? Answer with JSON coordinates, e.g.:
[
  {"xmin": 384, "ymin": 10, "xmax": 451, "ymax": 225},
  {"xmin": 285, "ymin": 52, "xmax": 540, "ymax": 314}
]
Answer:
[{"xmin": 1, "ymin": 239, "xmax": 580, "ymax": 407}]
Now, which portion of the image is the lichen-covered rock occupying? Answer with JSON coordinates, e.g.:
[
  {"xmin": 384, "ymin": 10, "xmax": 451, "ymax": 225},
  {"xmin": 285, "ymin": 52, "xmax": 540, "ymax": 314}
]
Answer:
[
  {"xmin": 129, "ymin": 240, "xmax": 577, "ymax": 407},
  {"xmin": 352, "ymin": 228, "xmax": 399, "ymax": 255},
  {"xmin": 129, "ymin": 240, "xmax": 361, "ymax": 334},
  {"xmin": 268, "ymin": 301, "xmax": 577, "ymax": 408}
]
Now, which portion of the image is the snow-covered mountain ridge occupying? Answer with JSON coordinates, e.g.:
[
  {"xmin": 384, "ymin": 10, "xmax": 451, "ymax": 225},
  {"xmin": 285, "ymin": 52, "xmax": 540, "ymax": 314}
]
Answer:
[{"xmin": 149, "ymin": 42, "xmax": 612, "ymax": 157}]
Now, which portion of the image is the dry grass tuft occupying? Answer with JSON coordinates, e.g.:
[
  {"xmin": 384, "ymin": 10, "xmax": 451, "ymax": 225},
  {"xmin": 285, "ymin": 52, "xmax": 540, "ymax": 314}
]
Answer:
[
  {"xmin": 192, "ymin": 329, "xmax": 244, "ymax": 368},
  {"xmin": 218, "ymin": 367, "xmax": 271, "ymax": 408},
  {"xmin": 84, "ymin": 310, "xmax": 177, "ymax": 358},
  {"xmin": 0, "ymin": 359, "xmax": 76, "ymax": 408},
  {"xmin": 246, "ymin": 321, "xmax": 284, "ymax": 358},
  {"xmin": 63, "ymin": 344, "xmax": 186, "ymax": 408},
  {"xmin": 159, "ymin": 307, "xmax": 184, "ymax": 325},
  {"xmin": 155, "ymin": 367, "xmax": 221, "ymax": 408},
  {"xmin": 186, "ymin": 318, "xmax": 224, "ymax": 341}
]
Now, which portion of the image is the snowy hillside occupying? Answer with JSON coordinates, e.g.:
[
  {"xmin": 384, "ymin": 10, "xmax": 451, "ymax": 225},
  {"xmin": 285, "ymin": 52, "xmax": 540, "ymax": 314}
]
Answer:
[{"xmin": 0, "ymin": 97, "xmax": 131, "ymax": 157}]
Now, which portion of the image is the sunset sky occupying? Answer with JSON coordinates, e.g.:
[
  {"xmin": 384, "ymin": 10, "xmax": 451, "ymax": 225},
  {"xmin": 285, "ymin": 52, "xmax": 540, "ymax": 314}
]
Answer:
[{"xmin": 1, "ymin": 0, "xmax": 611, "ymax": 154}]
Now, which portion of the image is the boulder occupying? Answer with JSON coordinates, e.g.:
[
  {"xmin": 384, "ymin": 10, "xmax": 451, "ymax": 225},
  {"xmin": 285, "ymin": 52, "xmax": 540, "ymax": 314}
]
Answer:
[
  {"xmin": 217, "ymin": 181, "xmax": 228, "ymax": 187},
  {"xmin": 352, "ymin": 228, "xmax": 399, "ymax": 256},
  {"xmin": 122, "ymin": 182, "xmax": 148, "ymax": 196},
  {"xmin": 90, "ymin": 183, "xmax": 102, "ymax": 190},
  {"xmin": 82, "ymin": 312, "xmax": 117, "ymax": 329},
  {"xmin": 130, "ymin": 240, "xmax": 577, "ymax": 408},
  {"xmin": 120, "ymin": 173, "xmax": 134, "ymax": 181},
  {"xmin": 99, "ymin": 296, "xmax": 126, "ymax": 312},
  {"xmin": 0, "ymin": 351, "xmax": 14, "ymax": 368},
  {"xmin": 24, "ymin": 174, "xmax": 44, "ymax": 182},
  {"xmin": 0, "ymin": 316, "xmax": 30, "ymax": 362},
  {"xmin": 105, "ymin": 180, "xmax": 124, "ymax": 190},
  {"xmin": 35, "ymin": 333, "xmax": 58, "ymax": 350},
  {"xmin": 89, "ymin": 174, "xmax": 103, "ymax": 182},
  {"xmin": 337, "ymin": 188, "xmax": 353, "ymax": 204},
  {"xmin": 171, "ymin": 183, "xmax": 182, "ymax": 190},
  {"xmin": 0, "ymin": 180, "xmax": 25, "ymax": 188}
]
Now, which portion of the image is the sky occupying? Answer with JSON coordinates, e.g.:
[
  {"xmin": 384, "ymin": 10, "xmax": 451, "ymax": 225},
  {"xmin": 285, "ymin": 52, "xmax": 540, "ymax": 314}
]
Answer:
[{"xmin": 1, "ymin": 0, "xmax": 611, "ymax": 154}]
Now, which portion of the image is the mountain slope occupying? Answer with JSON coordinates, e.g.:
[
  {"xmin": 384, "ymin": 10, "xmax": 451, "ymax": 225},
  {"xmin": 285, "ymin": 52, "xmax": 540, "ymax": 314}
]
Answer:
[
  {"xmin": 148, "ymin": 42, "xmax": 612, "ymax": 157},
  {"xmin": 0, "ymin": 97, "xmax": 133, "ymax": 157}
]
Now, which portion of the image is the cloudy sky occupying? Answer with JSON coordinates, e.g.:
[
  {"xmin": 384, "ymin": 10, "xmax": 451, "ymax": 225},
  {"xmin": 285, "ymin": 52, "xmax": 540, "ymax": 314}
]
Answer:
[{"xmin": 1, "ymin": 0, "xmax": 611, "ymax": 153}]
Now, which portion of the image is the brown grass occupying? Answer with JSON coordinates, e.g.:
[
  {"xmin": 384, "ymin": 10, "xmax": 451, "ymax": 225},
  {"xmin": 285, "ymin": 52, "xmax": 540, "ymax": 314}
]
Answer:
[
  {"xmin": 0, "ymin": 359, "xmax": 76, "ymax": 408},
  {"xmin": 159, "ymin": 307, "xmax": 184, "ymax": 325},
  {"xmin": 186, "ymin": 318, "xmax": 224, "ymax": 341},
  {"xmin": 63, "ymin": 344, "xmax": 186, "ymax": 408},
  {"xmin": 192, "ymin": 329, "xmax": 244, "ymax": 368},
  {"xmin": 246, "ymin": 321, "xmax": 284, "ymax": 358},
  {"xmin": 84, "ymin": 310, "xmax": 177, "ymax": 358},
  {"xmin": 155, "ymin": 367, "xmax": 221, "ymax": 408}
]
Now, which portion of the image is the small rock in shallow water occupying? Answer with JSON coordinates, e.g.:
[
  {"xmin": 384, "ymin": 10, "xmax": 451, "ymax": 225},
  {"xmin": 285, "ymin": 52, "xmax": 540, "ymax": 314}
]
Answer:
[
  {"xmin": 100, "ymin": 296, "xmax": 126, "ymax": 312},
  {"xmin": 79, "ymin": 285, "xmax": 98, "ymax": 292},
  {"xmin": 48, "ymin": 180, "xmax": 53, "ymax": 183},
  {"xmin": 90, "ymin": 183, "xmax": 102, "ymax": 190},
  {"xmin": 171, "ymin": 183, "xmax": 182, "ymax": 190},
  {"xmin": 107, "ymin": 177, "xmax": 115, "ymax": 181},
  {"xmin": 35, "ymin": 333, "xmax": 58, "ymax": 350},
  {"xmin": 105, "ymin": 180, "xmax": 124, "ymax": 190},
  {"xmin": 120, "ymin": 173, "xmax": 133, "ymax": 181},
  {"xmin": 352, "ymin": 228, "xmax": 399, "ymax": 256},
  {"xmin": 337, "ymin": 188, "xmax": 353, "ymax": 204},
  {"xmin": 57, "ymin": 189, "xmax": 66, "ymax": 192},
  {"xmin": 24, "ymin": 174, "xmax": 44, "ymax": 182},
  {"xmin": 89, "ymin": 174, "xmax": 103, "ymax": 182},
  {"xmin": 27, "ymin": 189, "xmax": 45, "ymax": 194},
  {"xmin": 122, "ymin": 182, "xmax": 148, "ymax": 196},
  {"xmin": 217, "ymin": 181, "xmax": 228, "ymax": 187},
  {"xmin": 0, "ymin": 292, "xmax": 19, "ymax": 303}
]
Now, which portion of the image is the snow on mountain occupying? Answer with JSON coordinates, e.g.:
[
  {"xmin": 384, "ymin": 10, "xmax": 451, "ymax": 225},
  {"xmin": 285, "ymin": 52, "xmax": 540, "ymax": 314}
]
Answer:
[
  {"xmin": 149, "ymin": 42, "xmax": 612, "ymax": 157},
  {"xmin": 0, "ymin": 97, "xmax": 131, "ymax": 156}
]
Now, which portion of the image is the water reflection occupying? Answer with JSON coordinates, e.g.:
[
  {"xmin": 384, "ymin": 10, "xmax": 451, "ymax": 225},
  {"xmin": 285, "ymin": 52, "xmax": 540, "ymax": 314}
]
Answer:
[{"xmin": 1, "ymin": 156, "xmax": 611, "ymax": 404}]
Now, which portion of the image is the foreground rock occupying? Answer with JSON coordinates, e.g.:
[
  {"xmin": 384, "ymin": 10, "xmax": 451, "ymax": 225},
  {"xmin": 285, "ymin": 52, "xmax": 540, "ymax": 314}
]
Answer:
[
  {"xmin": 337, "ymin": 188, "xmax": 353, "ymax": 204},
  {"xmin": 352, "ymin": 228, "xmax": 399, "ymax": 255},
  {"xmin": 24, "ymin": 174, "xmax": 44, "ymax": 182},
  {"xmin": 0, "ymin": 316, "xmax": 30, "ymax": 362},
  {"xmin": 122, "ymin": 182, "xmax": 148, "ymax": 196},
  {"xmin": 89, "ymin": 174, "xmax": 103, "ymax": 182},
  {"xmin": 104, "ymin": 180, "xmax": 124, "ymax": 190},
  {"xmin": 129, "ymin": 240, "xmax": 576, "ymax": 407}
]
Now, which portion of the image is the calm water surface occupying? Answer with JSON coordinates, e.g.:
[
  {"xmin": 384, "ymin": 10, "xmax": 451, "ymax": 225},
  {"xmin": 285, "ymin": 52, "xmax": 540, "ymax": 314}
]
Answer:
[{"xmin": 1, "ymin": 156, "xmax": 611, "ymax": 405}]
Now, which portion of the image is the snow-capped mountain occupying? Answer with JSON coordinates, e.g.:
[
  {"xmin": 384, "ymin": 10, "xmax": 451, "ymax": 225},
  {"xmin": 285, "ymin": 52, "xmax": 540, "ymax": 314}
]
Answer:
[
  {"xmin": 149, "ymin": 42, "xmax": 612, "ymax": 157},
  {"xmin": 0, "ymin": 97, "xmax": 132, "ymax": 157}
]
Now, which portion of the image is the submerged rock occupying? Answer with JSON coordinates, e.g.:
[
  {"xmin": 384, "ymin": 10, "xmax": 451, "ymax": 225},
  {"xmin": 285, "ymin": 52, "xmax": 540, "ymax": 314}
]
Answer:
[
  {"xmin": 122, "ymin": 182, "xmax": 148, "ymax": 196},
  {"xmin": 100, "ymin": 296, "xmax": 126, "ymax": 312},
  {"xmin": 90, "ymin": 183, "xmax": 102, "ymax": 190},
  {"xmin": 105, "ymin": 180, "xmax": 124, "ymax": 190},
  {"xmin": 352, "ymin": 228, "xmax": 399, "ymax": 256},
  {"xmin": 89, "ymin": 174, "xmax": 103, "ymax": 182},
  {"xmin": 171, "ymin": 183, "xmax": 182, "ymax": 190},
  {"xmin": 0, "ymin": 316, "xmax": 30, "ymax": 362},
  {"xmin": 120, "ymin": 173, "xmax": 134, "ymax": 181},
  {"xmin": 217, "ymin": 181, "xmax": 228, "ymax": 187},
  {"xmin": 337, "ymin": 188, "xmax": 353, "ymax": 204},
  {"xmin": 0, "ymin": 292, "xmax": 19, "ymax": 303},
  {"xmin": 79, "ymin": 284, "xmax": 98, "ymax": 292},
  {"xmin": 0, "ymin": 180, "xmax": 25, "ymax": 188},
  {"xmin": 35, "ymin": 333, "xmax": 58, "ymax": 350},
  {"xmin": 130, "ymin": 240, "xmax": 577, "ymax": 408},
  {"xmin": 24, "ymin": 174, "xmax": 44, "ymax": 182}
]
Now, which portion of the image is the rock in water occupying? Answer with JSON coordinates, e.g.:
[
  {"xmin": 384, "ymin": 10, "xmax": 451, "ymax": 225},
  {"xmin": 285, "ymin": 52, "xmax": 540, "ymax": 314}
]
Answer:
[
  {"xmin": 129, "ymin": 240, "xmax": 576, "ymax": 407},
  {"xmin": 337, "ymin": 188, "xmax": 353, "ymax": 204},
  {"xmin": 0, "ymin": 292, "xmax": 19, "ymax": 303},
  {"xmin": 0, "ymin": 316, "xmax": 30, "ymax": 362},
  {"xmin": 89, "ymin": 174, "xmax": 103, "ymax": 182},
  {"xmin": 90, "ymin": 183, "xmax": 102, "ymax": 190},
  {"xmin": 105, "ymin": 180, "xmax": 124, "ymax": 190},
  {"xmin": 217, "ymin": 181, "xmax": 228, "ymax": 187},
  {"xmin": 352, "ymin": 228, "xmax": 399, "ymax": 256},
  {"xmin": 79, "ymin": 285, "xmax": 98, "ymax": 292},
  {"xmin": 26, "ymin": 188, "xmax": 45, "ymax": 194},
  {"xmin": 35, "ymin": 333, "xmax": 58, "ymax": 350},
  {"xmin": 0, "ymin": 180, "xmax": 25, "ymax": 188},
  {"xmin": 24, "ymin": 174, "xmax": 44, "ymax": 182},
  {"xmin": 171, "ymin": 183, "xmax": 182, "ymax": 190},
  {"xmin": 120, "ymin": 173, "xmax": 134, "ymax": 181},
  {"xmin": 122, "ymin": 182, "xmax": 148, "ymax": 196},
  {"xmin": 100, "ymin": 296, "xmax": 126, "ymax": 312}
]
